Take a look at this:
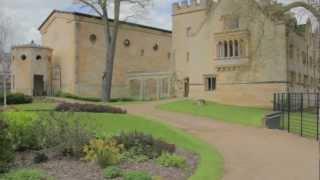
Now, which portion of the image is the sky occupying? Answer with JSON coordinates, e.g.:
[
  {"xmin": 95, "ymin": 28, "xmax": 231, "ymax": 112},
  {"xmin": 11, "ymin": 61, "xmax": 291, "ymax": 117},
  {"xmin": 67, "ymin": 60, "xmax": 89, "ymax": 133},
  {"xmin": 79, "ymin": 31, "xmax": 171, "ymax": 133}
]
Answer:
[{"xmin": 0, "ymin": 0, "xmax": 314, "ymax": 47}]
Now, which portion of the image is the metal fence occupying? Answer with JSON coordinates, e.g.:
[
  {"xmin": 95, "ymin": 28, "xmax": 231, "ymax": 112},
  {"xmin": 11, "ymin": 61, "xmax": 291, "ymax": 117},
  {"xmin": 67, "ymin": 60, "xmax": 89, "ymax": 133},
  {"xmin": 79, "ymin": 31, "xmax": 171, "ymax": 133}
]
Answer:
[{"xmin": 273, "ymin": 93, "xmax": 319, "ymax": 140}]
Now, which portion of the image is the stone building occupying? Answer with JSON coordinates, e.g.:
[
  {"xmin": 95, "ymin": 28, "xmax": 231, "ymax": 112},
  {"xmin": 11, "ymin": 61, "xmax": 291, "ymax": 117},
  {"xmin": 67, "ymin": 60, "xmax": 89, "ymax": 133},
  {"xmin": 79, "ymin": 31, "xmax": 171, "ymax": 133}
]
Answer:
[
  {"xmin": 10, "ymin": 0, "xmax": 320, "ymax": 107},
  {"xmin": 11, "ymin": 10, "xmax": 173, "ymax": 100},
  {"xmin": 172, "ymin": 0, "xmax": 320, "ymax": 107}
]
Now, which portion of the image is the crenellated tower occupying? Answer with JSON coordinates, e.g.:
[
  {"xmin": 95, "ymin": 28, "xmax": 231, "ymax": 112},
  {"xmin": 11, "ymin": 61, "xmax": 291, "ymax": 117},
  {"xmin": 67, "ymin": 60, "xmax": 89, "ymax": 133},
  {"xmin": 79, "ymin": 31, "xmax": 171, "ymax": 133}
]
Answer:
[{"xmin": 172, "ymin": 0, "xmax": 213, "ymax": 15}]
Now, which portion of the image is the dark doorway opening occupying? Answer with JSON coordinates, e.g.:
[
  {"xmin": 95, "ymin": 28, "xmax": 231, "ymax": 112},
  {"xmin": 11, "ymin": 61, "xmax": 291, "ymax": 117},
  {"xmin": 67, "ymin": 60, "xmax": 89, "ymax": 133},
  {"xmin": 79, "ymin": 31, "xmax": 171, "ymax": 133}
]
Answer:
[
  {"xmin": 33, "ymin": 75, "xmax": 45, "ymax": 96},
  {"xmin": 184, "ymin": 77, "xmax": 189, "ymax": 98}
]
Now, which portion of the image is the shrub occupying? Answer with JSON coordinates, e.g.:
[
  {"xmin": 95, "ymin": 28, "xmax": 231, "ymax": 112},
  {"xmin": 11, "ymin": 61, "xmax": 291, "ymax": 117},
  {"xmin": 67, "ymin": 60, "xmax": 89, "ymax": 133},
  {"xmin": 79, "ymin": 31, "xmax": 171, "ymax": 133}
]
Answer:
[
  {"xmin": 120, "ymin": 150, "xmax": 149, "ymax": 163},
  {"xmin": 7, "ymin": 112, "xmax": 92, "ymax": 157},
  {"xmin": 55, "ymin": 102, "xmax": 126, "ymax": 114},
  {"xmin": 113, "ymin": 132, "xmax": 175, "ymax": 159},
  {"xmin": 8, "ymin": 115, "xmax": 43, "ymax": 151},
  {"xmin": 103, "ymin": 166, "xmax": 123, "ymax": 179},
  {"xmin": 0, "ymin": 118, "xmax": 14, "ymax": 173},
  {"xmin": 0, "ymin": 93, "xmax": 33, "ymax": 105},
  {"xmin": 123, "ymin": 171, "xmax": 152, "ymax": 180},
  {"xmin": 156, "ymin": 153, "xmax": 187, "ymax": 169},
  {"xmin": 0, "ymin": 169, "xmax": 53, "ymax": 180},
  {"xmin": 83, "ymin": 138, "xmax": 122, "ymax": 168},
  {"xmin": 55, "ymin": 91, "xmax": 101, "ymax": 102}
]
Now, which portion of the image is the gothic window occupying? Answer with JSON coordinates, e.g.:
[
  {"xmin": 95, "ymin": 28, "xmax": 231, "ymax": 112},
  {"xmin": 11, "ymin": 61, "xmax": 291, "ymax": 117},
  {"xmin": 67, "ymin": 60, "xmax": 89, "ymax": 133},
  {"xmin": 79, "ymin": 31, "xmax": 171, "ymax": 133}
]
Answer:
[
  {"xmin": 240, "ymin": 39, "xmax": 245, "ymax": 57},
  {"xmin": 224, "ymin": 41, "xmax": 228, "ymax": 57},
  {"xmin": 216, "ymin": 39, "xmax": 246, "ymax": 58},
  {"xmin": 234, "ymin": 40, "xmax": 239, "ymax": 57},
  {"xmin": 229, "ymin": 40, "xmax": 234, "ymax": 57},
  {"xmin": 217, "ymin": 41, "xmax": 224, "ymax": 57}
]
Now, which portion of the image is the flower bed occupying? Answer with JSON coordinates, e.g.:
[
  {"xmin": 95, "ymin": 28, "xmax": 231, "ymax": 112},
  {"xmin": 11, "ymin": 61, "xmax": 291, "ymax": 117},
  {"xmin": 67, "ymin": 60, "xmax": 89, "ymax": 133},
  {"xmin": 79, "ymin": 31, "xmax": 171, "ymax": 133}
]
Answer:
[{"xmin": 55, "ymin": 102, "xmax": 127, "ymax": 114}]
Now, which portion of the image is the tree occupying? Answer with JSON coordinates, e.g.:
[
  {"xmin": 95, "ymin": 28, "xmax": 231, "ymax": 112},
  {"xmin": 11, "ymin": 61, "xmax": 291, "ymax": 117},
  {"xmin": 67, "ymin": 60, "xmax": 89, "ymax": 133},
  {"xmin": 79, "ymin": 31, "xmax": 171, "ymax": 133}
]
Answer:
[
  {"xmin": 0, "ymin": 13, "xmax": 13, "ymax": 107},
  {"xmin": 275, "ymin": 1, "xmax": 320, "ymax": 22},
  {"xmin": 75, "ymin": 0, "xmax": 151, "ymax": 102}
]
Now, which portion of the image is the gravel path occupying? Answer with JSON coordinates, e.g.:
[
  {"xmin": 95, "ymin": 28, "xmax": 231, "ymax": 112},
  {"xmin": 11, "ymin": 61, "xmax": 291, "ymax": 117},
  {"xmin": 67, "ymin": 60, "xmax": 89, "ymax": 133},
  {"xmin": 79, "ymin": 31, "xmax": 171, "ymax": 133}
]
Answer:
[{"xmin": 121, "ymin": 99, "xmax": 319, "ymax": 180}]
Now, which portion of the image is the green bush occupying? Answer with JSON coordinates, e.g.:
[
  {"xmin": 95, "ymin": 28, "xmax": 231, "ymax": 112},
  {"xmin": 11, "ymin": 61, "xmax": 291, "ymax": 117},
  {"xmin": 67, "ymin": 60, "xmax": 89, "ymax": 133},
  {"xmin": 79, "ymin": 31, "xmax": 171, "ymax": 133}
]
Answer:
[
  {"xmin": 83, "ymin": 138, "xmax": 122, "ymax": 168},
  {"xmin": 55, "ymin": 91, "xmax": 101, "ymax": 102},
  {"xmin": 0, "ymin": 118, "xmax": 14, "ymax": 173},
  {"xmin": 0, "ymin": 169, "xmax": 53, "ymax": 180},
  {"xmin": 8, "ymin": 115, "xmax": 42, "ymax": 151},
  {"xmin": 156, "ymin": 153, "xmax": 187, "ymax": 169},
  {"xmin": 7, "ymin": 112, "xmax": 92, "ymax": 157},
  {"xmin": 120, "ymin": 150, "xmax": 149, "ymax": 163},
  {"xmin": 113, "ymin": 132, "xmax": 175, "ymax": 159},
  {"xmin": 0, "ymin": 93, "xmax": 32, "ymax": 105},
  {"xmin": 123, "ymin": 171, "xmax": 152, "ymax": 180},
  {"xmin": 103, "ymin": 166, "xmax": 123, "ymax": 179}
]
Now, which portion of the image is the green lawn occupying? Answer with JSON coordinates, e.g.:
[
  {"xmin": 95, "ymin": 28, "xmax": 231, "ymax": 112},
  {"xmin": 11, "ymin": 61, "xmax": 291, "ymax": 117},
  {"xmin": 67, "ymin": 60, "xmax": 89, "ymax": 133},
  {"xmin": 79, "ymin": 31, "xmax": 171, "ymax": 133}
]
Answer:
[
  {"xmin": 3, "ymin": 104, "xmax": 223, "ymax": 180},
  {"xmin": 158, "ymin": 100, "xmax": 270, "ymax": 127}
]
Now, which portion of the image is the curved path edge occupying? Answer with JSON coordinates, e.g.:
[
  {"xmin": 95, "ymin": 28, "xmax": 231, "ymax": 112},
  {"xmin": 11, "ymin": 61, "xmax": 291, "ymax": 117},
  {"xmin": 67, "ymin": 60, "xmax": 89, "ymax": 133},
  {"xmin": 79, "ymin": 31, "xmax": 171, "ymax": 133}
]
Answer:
[{"xmin": 121, "ymin": 99, "xmax": 319, "ymax": 180}]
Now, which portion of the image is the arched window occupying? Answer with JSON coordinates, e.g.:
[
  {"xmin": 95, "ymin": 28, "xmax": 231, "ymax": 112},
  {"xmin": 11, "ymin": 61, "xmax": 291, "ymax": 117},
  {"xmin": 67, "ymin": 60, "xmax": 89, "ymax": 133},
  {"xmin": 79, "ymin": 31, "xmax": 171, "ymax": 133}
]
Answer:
[
  {"xmin": 229, "ymin": 40, "xmax": 233, "ymax": 57},
  {"xmin": 217, "ymin": 41, "xmax": 224, "ymax": 57},
  {"xmin": 224, "ymin": 41, "xmax": 228, "ymax": 57},
  {"xmin": 234, "ymin": 40, "xmax": 239, "ymax": 57},
  {"xmin": 240, "ymin": 39, "xmax": 245, "ymax": 57}
]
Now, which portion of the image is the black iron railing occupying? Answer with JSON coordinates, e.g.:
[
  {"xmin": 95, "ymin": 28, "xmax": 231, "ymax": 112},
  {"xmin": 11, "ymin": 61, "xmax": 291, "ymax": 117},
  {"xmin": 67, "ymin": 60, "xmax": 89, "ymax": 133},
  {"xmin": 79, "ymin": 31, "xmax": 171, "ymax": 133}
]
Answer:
[{"xmin": 273, "ymin": 93, "xmax": 319, "ymax": 140}]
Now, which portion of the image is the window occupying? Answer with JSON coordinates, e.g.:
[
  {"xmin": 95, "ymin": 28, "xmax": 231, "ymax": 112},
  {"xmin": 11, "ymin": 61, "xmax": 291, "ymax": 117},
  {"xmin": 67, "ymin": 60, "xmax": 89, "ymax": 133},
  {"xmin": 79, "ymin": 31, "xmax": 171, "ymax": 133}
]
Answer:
[
  {"xmin": 89, "ymin": 34, "xmax": 97, "ymax": 44},
  {"xmin": 229, "ymin": 40, "xmax": 233, "ymax": 57},
  {"xmin": 140, "ymin": 49, "xmax": 144, "ymax": 56},
  {"xmin": 216, "ymin": 39, "xmax": 245, "ymax": 58},
  {"xmin": 224, "ymin": 41, "xmax": 228, "ymax": 57},
  {"xmin": 153, "ymin": 43, "xmax": 159, "ymax": 51},
  {"xmin": 21, "ymin": 54, "xmax": 27, "ymax": 61},
  {"xmin": 124, "ymin": 39, "xmax": 130, "ymax": 47},
  {"xmin": 205, "ymin": 76, "xmax": 216, "ymax": 91},
  {"xmin": 217, "ymin": 41, "xmax": 224, "ymax": 57},
  {"xmin": 234, "ymin": 40, "xmax": 239, "ymax": 56},
  {"xmin": 36, "ymin": 55, "xmax": 42, "ymax": 60}
]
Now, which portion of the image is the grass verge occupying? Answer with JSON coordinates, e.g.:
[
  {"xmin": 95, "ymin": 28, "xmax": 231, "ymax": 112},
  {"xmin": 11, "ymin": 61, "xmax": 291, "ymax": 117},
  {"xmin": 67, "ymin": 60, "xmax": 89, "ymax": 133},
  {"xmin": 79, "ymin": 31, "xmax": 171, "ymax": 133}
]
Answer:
[{"xmin": 158, "ymin": 100, "xmax": 270, "ymax": 127}]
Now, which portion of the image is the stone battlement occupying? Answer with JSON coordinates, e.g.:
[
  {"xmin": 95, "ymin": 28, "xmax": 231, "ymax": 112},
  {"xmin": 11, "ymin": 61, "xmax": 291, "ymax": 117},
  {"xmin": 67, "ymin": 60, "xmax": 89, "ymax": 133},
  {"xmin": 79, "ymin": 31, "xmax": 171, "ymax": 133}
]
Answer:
[{"xmin": 173, "ymin": 0, "xmax": 212, "ymax": 15}]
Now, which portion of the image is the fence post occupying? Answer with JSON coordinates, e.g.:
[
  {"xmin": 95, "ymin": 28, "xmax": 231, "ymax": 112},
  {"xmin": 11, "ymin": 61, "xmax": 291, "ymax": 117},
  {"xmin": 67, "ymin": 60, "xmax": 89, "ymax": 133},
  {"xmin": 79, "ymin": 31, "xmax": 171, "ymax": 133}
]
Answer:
[
  {"xmin": 288, "ymin": 93, "xmax": 290, "ymax": 133},
  {"xmin": 273, "ymin": 93, "xmax": 276, "ymax": 111},
  {"xmin": 317, "ymin": 93, "xmax": 319, "ymax": 140},
  {"xmin": 300, "ymin": 93, "xmax": 303, "ymax": 137},
  {"xmin": 281, "ymin": 93, "xmax": 285, "ymax": 129}
]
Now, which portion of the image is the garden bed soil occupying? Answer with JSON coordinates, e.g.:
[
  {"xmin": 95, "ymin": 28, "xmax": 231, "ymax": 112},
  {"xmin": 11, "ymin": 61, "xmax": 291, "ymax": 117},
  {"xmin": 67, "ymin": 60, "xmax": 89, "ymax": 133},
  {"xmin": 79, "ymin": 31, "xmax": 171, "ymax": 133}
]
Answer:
[{"xmin": 13, "ymin": 148, "xmax": 198, "ymax": 180}]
